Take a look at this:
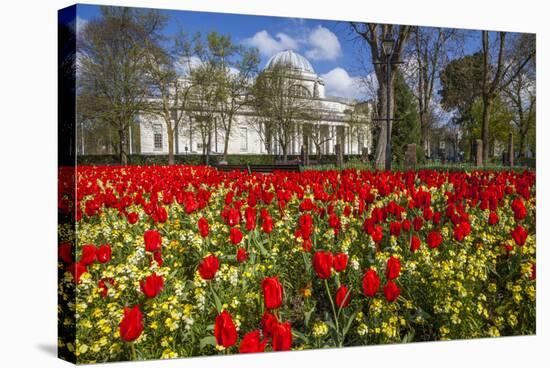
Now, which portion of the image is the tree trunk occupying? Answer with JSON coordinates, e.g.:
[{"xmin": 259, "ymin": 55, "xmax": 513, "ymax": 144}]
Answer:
[
  {"xmin": 167, "ymin": 125, "xmax": 174, "ymax": 165},
  {"xmin": 374, "ymin": 80, "xmax": 394, "ymax": 169},
  {"xmin": 223, "ymin": 128, "xmax": 231, "ymax": 161},
  {"xmin": 118, "ymin": 128, "xmax": 128, "ymax": 165},
  {"xmin": 481, "ymin": 96, "xmax": 492, "ymax": 163}
]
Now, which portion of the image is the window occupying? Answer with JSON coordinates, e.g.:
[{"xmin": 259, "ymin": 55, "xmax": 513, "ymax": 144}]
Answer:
[
  {"xmin": 290, "ymin": 84, "xmax": 310, "ymax": 98},
  {"xmin": 240, "ymin": 127, "xmax": 248, "ymax": 152},
  {"xmin": 153, "ymin": 124, "xmax": 162, "ymax": 151}
]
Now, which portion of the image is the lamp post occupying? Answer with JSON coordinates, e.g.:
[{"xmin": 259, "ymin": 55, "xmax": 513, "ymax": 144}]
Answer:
[{"xmin": 381, "ymin": 39, "xmax": 395, "ymax": 171}]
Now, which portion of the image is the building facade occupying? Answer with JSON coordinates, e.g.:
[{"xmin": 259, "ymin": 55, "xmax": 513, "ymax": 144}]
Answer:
[{"xmin": 138, "ymin": 50, "xmax": 373, "ymax": 158}]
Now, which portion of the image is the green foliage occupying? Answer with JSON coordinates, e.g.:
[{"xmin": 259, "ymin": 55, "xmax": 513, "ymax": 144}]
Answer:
[{"xmin": 392, "ymin": 72, "xmax": 421, "ymax": 164}]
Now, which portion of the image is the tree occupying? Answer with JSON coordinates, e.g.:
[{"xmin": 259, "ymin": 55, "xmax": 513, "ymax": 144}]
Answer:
[
  {"xmin": 479, "ymin": 31, "xmax": 535, "ymax": 162},
  {"xmin": 143, "ymin": 37, "xmax": 191, "ymax": 165},
  {"xmin": 504, "ymin": 71, "xmax": 535, "ymax": 159},
  {"xmin": 439, "ymin": 52, "xmax": 484, "ymax": 160},
  {"xmin": 78, "ymin": 6, "xmax": 166, "ymax": 164},
  {"xmin": 249, "ymin": 62, "xmax": 312, "ymax": 161},
  {"xmin": 392, "ymin": 71, "xmax": 421, "ymax": 164},
  {"xmin": 408, "ymin": 27, "xmax": 460, "ymax": 157},
  {"xmin": 208, "ymin": 34, "xmax": 259, "ymax": 163},
  {"xmin": 470, "ymin": 95, "xmax": 514, "ymax": 157},
  {"xmin": 349, "ymin": 23, "xmax": 411, "ymax": 168}
]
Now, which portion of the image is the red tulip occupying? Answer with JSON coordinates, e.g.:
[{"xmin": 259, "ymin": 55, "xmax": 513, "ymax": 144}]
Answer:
[
  {"xmin": 427, "ymin": 230, "xmax": 443, "ymax": 249},
  {"xmin": 144, "ymin": 229, "xmax": 162, "ymax": 252},
  {"xmin": 511, "ymin": 225, "xmax": 528, "ymax": 246},
  {"xmin": 312, "ymin": 251, "xmax": 333, "ymax": 279},
  {"xmin": 198, "ymin": 217, "xmax": 209, "ymax": 238},
  {"xmin": 236, "ymin": 247, "xmax": 248, "ymax": 263},
  {"xmin": 68, "ymin": 261, "xmax": 87, "ymax": 284},
  {"xmin": 239, "ymin": 330, "xmax": 267, "ymax": 353},
  {"xmin": 333, "ymin": 252, "xmax": 349, "ymax": 272},
  {"xmin": 214, "ymin": 311, "xmax": 238, "ymax": 348},
  {"xmin": 80, "ymin": 244, "xmax": 97, "ymax": 266},
  {"xmin": 140, "ymin": 272, "xmax": 164, "ymax": 298},
  {"xmin": 371, "ymin": 225, "xmax": 383, "ymax": 243},
  {"xmin": 262, "ymin": 215, "xmax": 273, "ymax": 234},
  {"xmin": 383, "ymin": 281, "xmax": 400, "ymax": 302},
  {"xmin": 335, "ymin": 285, "xmax": 351, "ymax": 308},
  {"xmin": 362, "ymin": 268, "xmax": 380, "ymax": 297},
  {"xmin": 488, "ymin": 212, "xmax": 499, "ymax": 226},
  {"xmin": 58, "ymin": 242, "xmax": 73, "ymax": 264},
  {"xmin": 127, "ymin": 212, "xmax": 139, "ymax": 224},
  {"xmin": 261, "ymin": 311, "xmax": 278, "ymax": 338},
  {"xmin": 119, "ymin": 305, "xmax": 144, "ymax": 342},
  {"xmin": 96, "ymin": 244, "xmax": 112, "ymax": 263},
  {"xmin": 261, "ymin": 276, "xmax": 284, "ymax": 309},
  {"xmin": 229, "ymin": 227, "xmax": 243, "ymax": 245},
  {"xmin": 198, "ymin": 254, "xmax": 220, "ymax": 280},
  {"xmin": 272, "ymin": 322, "xmax": 292, "ymax": 351},
  {"xmin": 410, "ymin": 235, "xmax": 421, "ymax": 252},
  {"xmin": 386, "ymin": 256, "xmax": 401, "ymax": 280}
]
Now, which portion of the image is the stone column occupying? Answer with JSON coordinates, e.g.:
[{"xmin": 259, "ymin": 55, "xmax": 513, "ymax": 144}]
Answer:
[
  {"xmin": 508, "ymin": 132, "xmax": 514, "ymax": 167},
  {"xmin": 406, "ymin": 144, "xmax": 417, "ymax": 169},
  {"xmin": 335, "ymin": 144, "xmax": 343, "ymax": 168},
  {"xmin": 476, "ymin": 139, "xmax": 483, "ymax": 167}
]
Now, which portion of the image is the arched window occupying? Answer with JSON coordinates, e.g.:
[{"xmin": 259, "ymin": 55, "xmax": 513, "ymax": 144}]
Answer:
[{"xmin": 289, "ymin": 84, "xmax": 310, "ymax": 98}]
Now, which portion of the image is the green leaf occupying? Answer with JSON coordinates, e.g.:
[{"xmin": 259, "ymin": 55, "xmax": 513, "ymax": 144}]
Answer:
[
  {"xmin": 304, "ymin": 306, "xmax": 315, "ymax": 328},
  {"xmin": 343, "ymin": 309, "xmax": 359, "ymax": 337},
  {"xmin": 199, "ymin": 336, "xmax": 217, "ymax": 349}
]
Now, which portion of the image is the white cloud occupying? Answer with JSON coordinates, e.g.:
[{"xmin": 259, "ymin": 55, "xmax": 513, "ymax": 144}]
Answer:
[
  {"xmin": 321, "ymin": 67, "xmax": 362, "ymax": 99},
  {"xmin": 242, "ymin": 30, "xmax": 298, "ymax": 57},
  {"xmin": 174, "ymin": 56, "xmax": 202, "ymax": 76},
  {"xmin": 305, "ymin": 25, "xmax": 341, "ymax": 61},
  {"xmin": 76, "ymin": 16, "xmax": 88, "ymax": 35}
]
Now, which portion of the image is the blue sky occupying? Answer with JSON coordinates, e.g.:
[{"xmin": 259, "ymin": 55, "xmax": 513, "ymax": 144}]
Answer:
[{"xmin": 76, "ymin": 4, "xmax": 483, "ymax": 101}]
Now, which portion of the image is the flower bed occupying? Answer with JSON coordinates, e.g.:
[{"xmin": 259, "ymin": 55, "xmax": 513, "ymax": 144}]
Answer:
[{"xmin": 58, "ymin": 166, "xmax": 536, "ymax": 363}]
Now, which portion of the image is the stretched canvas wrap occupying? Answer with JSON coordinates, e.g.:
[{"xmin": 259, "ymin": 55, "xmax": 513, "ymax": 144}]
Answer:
[{"xmin": 58, "ymin": 3, "xmax": 536, "ymax": 364}]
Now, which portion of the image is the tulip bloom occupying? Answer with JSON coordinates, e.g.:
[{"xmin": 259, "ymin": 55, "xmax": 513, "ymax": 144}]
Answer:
[
  {"xmin": 96, "ymin": 244, "xmax": 112, "ymax": 264},
  {"xmin": 236, "ymin": 247, "xmax": 248, "ymax": 263},
  {"xmin": 214, "ymin": 311, "xmax": 238, "ymax": 348},
  {"xmin": 119, "ymin": 305, "xmax": 144, "ymax": 342},
  {"xmin": 312, "ymin": 251, "xmax": 333, "ymax": 279},
  {"xmin": 198, "ymin": 217, "xmax": 209, "ymax": 238},
  {"xmin": 386, "ymin": 256, "xmax": 401, "ymax": 280},
  {"xmin": 383, "ymin": 281, "xmax": 401, "ymax": 302},
  {"xmin": 229, "ymin": 227, "xmax": 243, "ymax": 245},
  {"xmin": 80, "ymin": 244, "xmax": 97, "ymax": 266},
  {"xmin": 140, "ymin": 272, "xmax": 164, "ymax": 299},
  {"xmin": 261, "ymin": 276, "xmax": 284, "ymax": 309},
  {"xmin": 335, "ymin": 285, "xmax": 351, "ymax": 308},
  {"xmin": 410, "ymin": 235, "xmax": 421, "ymax": 252},
  {"xmin": 261, "ymin": 311, "xmax": 278, "ymax": 338},
  {"xmin": 511, "ymin": 225, "xmax": 528, "ymax": 246},
  {"xmin": 144, "ymin": 229, "xmax": 162, "ymax": 252},
  {"xmin": 427, "ymin": 230, "xmax": 443, "ymax": 249},
  {"xmin": 239, "ymin": 330, "xmax": 267, "ymax": 353},
  {"xmin": 198, "ymin": 254, "xmax": 220, "ymax": 280},
  {"xmin": 272, "ymin": 322, "xmax": 292, "ymax": 351},
  {"xmin": 333, "ymin": 252, "xmax": 349, "ymax": 272},
  {"xmin": 362, "ymin": 268, "xmax": 380, "ymax": 297}
]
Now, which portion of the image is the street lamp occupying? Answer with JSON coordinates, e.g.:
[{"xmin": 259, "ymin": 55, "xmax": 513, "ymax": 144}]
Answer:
[{"xmin": 382, "ymin": 38, "xmax": 395, "ymax": 171}]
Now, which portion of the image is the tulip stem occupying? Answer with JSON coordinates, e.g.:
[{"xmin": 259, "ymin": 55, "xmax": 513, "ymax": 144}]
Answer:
[
  {"xmin": 324, "ymin": 279, "xmax": 341, "ymax": 347},
  {"xmin": 129, "ymin": 342, "xmax": 137, "ymax": 361}
]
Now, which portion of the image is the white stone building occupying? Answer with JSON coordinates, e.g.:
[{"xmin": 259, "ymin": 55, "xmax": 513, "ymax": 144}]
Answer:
[{"xmin": 137, "ymin": 50, "xmax": 372, "ymax": 158}]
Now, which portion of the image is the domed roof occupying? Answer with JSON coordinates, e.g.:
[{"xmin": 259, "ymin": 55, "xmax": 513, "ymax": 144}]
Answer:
[{"xmin": 264, "ymin": 50, "xmax": 315, "ymax": 74}]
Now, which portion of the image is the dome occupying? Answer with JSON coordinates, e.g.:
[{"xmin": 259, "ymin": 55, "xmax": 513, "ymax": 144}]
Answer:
[{"xmin": 264, "ymin": 50, "xmax": 315, "ymax": 74}]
